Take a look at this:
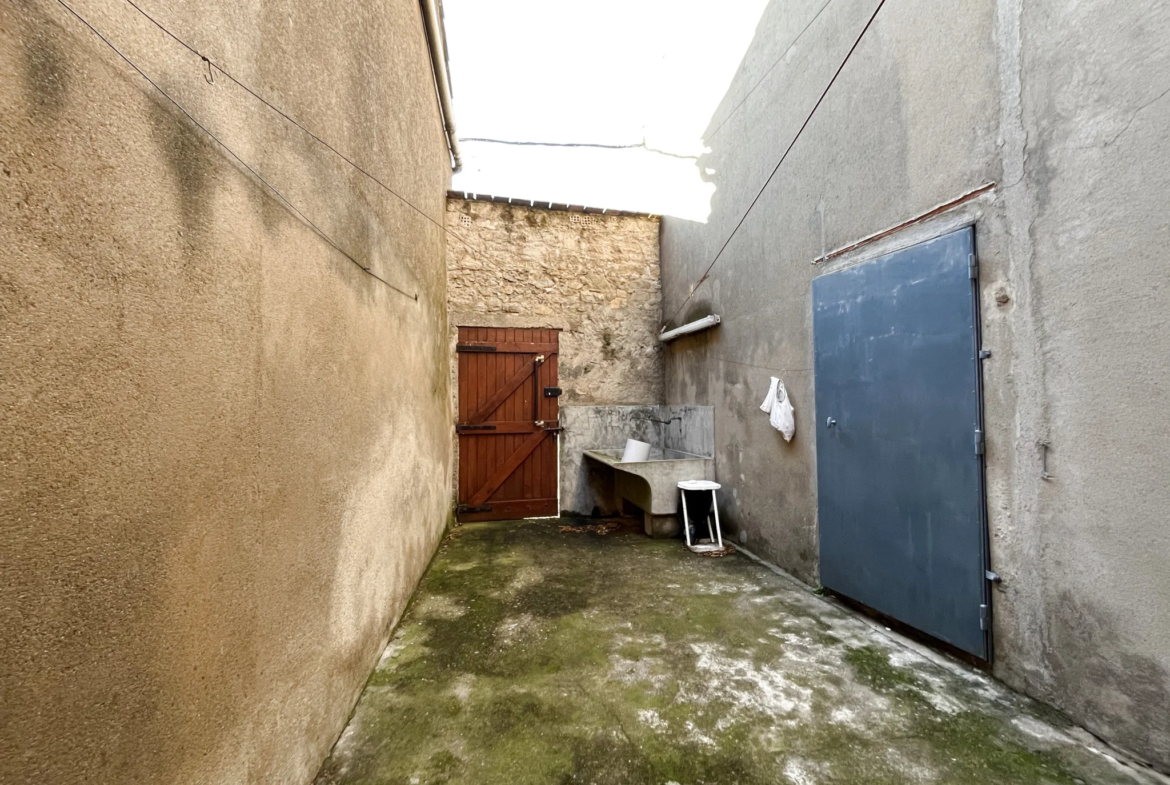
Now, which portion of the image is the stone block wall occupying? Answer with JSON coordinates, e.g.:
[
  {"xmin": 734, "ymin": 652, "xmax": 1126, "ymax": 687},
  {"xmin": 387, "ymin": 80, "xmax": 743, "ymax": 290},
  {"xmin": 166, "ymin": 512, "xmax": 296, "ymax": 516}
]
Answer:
[{"xmin": 446, "ymin": 197, "xmax": 663, "ymax": 407}]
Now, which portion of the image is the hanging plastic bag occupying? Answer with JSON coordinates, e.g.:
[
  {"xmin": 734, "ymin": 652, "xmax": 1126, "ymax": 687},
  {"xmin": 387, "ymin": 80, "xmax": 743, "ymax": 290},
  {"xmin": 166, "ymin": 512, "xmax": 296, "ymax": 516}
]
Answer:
[{"xmin": 760, "ymin": 376, "xmax": 796, "ymax": 442}]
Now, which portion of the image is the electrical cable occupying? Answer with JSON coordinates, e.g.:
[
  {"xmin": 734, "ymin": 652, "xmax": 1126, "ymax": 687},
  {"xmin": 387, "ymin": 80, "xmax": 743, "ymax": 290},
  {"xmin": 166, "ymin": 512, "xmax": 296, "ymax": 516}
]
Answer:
[
  {"xmin": 117, "ymin": 0, "xmax": 482, "ymax": 257},
  {"xmin": 53, "ymin": 0, "xmax": 420, "ymax": 299},
  {"xmin": 663, "ymin": 0, "xmax": 889, "ymax": 330}
]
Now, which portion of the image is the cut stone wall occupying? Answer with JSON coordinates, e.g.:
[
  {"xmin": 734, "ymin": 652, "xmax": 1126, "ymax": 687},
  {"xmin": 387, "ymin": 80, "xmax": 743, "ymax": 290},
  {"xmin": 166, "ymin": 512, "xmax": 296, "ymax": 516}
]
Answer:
[{"xmin": 447, "ymin": 198, "xmax": 663, "ymax": 407}]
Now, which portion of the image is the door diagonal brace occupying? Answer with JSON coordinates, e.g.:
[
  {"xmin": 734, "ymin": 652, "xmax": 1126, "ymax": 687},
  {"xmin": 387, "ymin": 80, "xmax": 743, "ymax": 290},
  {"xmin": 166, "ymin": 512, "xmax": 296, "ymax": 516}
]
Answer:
[
  {"xmin": 468, "ymin": 429, "xmax": 549, "ymax": 506},
  {"xmin": 466, "ymin": 352, "xmax": 554, "ymax": 424}
]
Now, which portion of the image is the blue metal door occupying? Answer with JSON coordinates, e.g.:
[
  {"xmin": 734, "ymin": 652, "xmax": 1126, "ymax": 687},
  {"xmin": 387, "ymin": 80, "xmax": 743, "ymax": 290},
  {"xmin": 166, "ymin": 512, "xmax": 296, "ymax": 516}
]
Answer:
[{"xmin": 813, "ymin": 227, "xmax": 989, "ymax": 659}]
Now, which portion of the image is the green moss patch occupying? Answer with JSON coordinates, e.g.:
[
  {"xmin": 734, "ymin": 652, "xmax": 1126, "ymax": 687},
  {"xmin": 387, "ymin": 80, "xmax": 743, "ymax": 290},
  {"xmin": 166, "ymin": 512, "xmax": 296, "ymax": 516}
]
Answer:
[{"xmin": 315, "ymin": 520, "xmax": 1139, "ymax": 785}]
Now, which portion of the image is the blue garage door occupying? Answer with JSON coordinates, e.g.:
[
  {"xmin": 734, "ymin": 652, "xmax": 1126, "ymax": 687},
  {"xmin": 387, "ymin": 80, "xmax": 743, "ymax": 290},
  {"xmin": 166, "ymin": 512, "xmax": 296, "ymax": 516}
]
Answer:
[{"xmin": 813, "ymin": 227, "xmax": 990, "ymax": 660}]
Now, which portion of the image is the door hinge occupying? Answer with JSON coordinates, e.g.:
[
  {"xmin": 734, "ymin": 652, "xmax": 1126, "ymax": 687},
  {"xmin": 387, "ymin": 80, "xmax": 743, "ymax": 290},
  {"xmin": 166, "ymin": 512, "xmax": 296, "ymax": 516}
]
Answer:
[
  {"xmin": 968, "ymin": 254, "xmax": 978, "ymax": 280},
  {"xmin": 979, "ymin": 603, "xmax": 991, "ymax": 631},
  {"xmin": 974, "ymin": 429, "xmax": 985, "ymax": 455}
]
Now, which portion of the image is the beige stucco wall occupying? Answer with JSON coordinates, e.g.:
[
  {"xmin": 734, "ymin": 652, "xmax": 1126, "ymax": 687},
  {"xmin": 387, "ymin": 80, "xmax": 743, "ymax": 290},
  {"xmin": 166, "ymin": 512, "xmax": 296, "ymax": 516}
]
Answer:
[
  {"xmin": 1, "ymin": 1, "xmax": 452, "ymax": 783},
  {"xmin": 446, "ymin": 198, "xmax": 663, "ymax": 408}
]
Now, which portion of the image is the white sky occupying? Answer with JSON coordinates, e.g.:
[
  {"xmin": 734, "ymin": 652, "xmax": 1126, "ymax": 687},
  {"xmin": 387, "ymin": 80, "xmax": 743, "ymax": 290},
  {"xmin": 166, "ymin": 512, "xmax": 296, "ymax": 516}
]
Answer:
[{"xmin": 443, "ymin": 0, "xmax": 771, "ymax": 219}]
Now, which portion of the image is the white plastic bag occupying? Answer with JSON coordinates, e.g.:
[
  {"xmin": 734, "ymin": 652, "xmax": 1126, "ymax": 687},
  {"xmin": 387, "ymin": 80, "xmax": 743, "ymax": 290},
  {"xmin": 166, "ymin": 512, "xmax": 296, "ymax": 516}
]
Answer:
[{"xmin": 760, "ymin": 376, "xmax": 796, "ymax": 442}]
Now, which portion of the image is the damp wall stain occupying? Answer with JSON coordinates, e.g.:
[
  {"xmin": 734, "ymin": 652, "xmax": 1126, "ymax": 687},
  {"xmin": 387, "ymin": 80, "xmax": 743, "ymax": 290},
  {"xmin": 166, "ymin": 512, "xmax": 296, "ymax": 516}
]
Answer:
[{"xmin": 1, "ymin": 0, "xmax": 453, "ymax": 783}]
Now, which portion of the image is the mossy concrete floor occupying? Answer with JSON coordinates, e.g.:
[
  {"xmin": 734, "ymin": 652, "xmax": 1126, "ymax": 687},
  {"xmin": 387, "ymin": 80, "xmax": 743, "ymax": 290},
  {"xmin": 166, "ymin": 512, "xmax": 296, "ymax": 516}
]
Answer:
[{"xmin": 315, "ymin": 520, "xmax": 1156, "ymax": 785}]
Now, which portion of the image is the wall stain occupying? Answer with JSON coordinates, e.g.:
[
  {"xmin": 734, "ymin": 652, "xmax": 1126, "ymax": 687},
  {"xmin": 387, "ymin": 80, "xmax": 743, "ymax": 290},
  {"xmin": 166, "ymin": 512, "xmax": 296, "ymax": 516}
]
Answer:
[
  {"xmin": 146, "ymin": 95, "xmax": 214, "ymax": 242},
  {"xmin": 18, "ymin": 0, "xmax": 70, "ymax": 119},
  {"xmin": 1044, "ymin": 592, "xmax": 1170, "ymax": 768}
]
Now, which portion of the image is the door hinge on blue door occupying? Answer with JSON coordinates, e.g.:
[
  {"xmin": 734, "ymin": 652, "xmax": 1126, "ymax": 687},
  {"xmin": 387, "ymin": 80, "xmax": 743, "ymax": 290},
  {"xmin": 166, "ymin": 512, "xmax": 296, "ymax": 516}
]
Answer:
[
  {"xmin": 979, "ymin": 604, "xmax": 990, "ymax": 631},
  {"xmin": 974, "ymin": 429, "xmax": 985, "ymax": 455},
  {"xmin": 968, "ymin": 254, "xmax": 978, "ymax": 279}
]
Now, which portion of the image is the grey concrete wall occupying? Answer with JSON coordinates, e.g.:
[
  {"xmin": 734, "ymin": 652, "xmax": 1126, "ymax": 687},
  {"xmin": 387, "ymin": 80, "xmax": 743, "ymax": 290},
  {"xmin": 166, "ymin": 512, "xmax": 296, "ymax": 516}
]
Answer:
[
  {"xmin": 990, "ymin": 0, "xmax": 1170, "ymax": 770},
  {"xmin": 560, "ymin": 405, "xmax": 713, "ymax": 516},
  {"xmin": 659, "ymin": 0, "xmax": 1170, "ymax": 772},
  {"xmin": 1, "ymin": 1, "xmax": 453, "ymax": 783}
]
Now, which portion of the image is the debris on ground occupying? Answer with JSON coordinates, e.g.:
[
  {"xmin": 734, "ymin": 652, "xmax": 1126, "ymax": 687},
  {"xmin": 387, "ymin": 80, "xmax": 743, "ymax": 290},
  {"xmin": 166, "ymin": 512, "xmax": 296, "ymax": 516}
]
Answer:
[
  {"xmin": 559, "ymin": 521, "xmax": 620, "ymax": 535},
  {"xmin": 696, "ymin": 543, "xmax": 736, "ymax": 557}
]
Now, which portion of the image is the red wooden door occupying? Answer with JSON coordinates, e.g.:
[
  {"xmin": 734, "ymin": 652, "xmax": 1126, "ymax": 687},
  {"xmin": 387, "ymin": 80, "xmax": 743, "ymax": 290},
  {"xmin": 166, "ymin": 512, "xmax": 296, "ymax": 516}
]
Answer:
[{"xmin": 456, "ymin": 327, "xmax": 560, "ymax": 522}]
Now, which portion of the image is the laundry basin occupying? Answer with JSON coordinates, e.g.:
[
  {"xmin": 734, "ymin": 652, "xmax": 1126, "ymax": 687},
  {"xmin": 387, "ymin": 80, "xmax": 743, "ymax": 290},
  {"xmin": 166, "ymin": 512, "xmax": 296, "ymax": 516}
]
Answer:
[{"xmin": 583, "ymin": 448, "xmax": 714, "ymax": 537}]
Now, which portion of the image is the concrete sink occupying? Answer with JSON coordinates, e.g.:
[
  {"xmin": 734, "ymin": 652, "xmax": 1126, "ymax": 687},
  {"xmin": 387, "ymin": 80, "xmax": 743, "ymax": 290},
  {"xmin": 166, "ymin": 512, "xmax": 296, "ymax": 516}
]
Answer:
[{"xmin": 583, "ymin": 448, "xmax": 714, "ymax": 537}]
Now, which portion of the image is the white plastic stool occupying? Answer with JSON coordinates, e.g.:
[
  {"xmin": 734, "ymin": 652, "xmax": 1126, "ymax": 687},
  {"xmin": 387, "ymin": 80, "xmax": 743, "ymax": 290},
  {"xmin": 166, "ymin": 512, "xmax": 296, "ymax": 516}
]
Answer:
[{"xmin": 677, "ymin": 480, "xmax": 724, "ymax": 553}]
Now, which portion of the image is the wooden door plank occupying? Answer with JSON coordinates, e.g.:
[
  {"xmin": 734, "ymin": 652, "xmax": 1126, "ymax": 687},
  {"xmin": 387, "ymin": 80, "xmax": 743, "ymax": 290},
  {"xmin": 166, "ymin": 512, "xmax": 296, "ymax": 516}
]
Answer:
[
  {"xmin": 457, "ymin": 341, "xmax": 559, "ymax": 354},
  {"xmin": 466, "ymin": 352, "xmax": 538, "ymax": 424},
  {"xmin": 458, "ymin": 498, "xmax": 558, "ymax": 523},
  {"xmin": 469, "ymin": 429, "xmax": 549, "ymax": 506},
  {"xmin": 456, "ymin": 421, "xmax": 549, "ymax": 434}
]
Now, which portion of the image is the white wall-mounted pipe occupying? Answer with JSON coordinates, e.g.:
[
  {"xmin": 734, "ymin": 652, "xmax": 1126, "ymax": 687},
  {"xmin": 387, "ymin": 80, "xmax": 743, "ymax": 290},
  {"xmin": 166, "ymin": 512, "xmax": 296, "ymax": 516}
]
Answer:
[
  {"xmin": 659, "ymin": 314, "xmax": 721, "ymax": 343},
  {"xmin": 420, "ymin": 0, "xmax": 462, "ymax": 173}
]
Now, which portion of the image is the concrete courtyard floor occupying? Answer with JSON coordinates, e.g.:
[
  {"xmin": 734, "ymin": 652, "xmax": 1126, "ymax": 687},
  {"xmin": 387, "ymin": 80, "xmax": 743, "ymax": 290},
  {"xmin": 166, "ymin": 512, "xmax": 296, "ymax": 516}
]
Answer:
[{"xmin": 315, "ymin": 519, "xmax": 1157, "ymax": 785}]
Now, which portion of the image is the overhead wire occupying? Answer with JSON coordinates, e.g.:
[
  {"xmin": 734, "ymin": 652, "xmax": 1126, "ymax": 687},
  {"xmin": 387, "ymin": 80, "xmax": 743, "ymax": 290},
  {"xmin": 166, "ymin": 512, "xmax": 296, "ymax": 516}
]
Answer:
[
  {"xmin": 52, "ymin": 0, "xmax": 422, "ymax": 300},
  {"xmin": 663, "ymin": 0, "xmax": 889, "ymax": 330}
]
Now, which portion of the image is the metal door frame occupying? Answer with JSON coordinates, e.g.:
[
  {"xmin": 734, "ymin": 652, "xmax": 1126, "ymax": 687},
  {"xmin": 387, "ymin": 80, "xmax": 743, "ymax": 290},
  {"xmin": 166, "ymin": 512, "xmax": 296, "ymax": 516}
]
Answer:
[{"xmin": 969, "ymin": 229, "xmax": 994, "ymax": 662}]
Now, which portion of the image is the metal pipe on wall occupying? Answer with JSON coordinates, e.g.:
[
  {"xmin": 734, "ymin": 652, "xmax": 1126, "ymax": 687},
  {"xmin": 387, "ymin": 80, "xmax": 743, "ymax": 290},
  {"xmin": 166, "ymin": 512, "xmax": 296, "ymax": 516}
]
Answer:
[{"xmin": 420, "ymin": 0, "xmax": 462, "ymax": 173}]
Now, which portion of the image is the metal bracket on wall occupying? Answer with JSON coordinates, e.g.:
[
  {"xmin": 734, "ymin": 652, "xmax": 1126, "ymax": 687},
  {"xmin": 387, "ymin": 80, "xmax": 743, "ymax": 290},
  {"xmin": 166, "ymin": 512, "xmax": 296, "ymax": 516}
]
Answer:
[{"xmin": 1038, "ymin": 440, "xmax": 1054, "ymax": 480}]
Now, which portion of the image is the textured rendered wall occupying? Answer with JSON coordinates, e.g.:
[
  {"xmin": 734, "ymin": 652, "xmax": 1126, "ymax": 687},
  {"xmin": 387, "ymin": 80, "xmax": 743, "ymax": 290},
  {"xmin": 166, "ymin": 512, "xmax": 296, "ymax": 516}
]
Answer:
[
  {"xmin": 990, "ymin": 0, "xmax": 1170, "ymax": 769},
  {"xmin": 1, "ymin": 1, "xmax": 452, "ymax": 783},
  {"xmin": 446, "ymin": 198, "xmax": 662, "ymax": 407},
  {"xmin": 659, "ymin": 0, "xmax": 1169, "ymax": 772}
]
